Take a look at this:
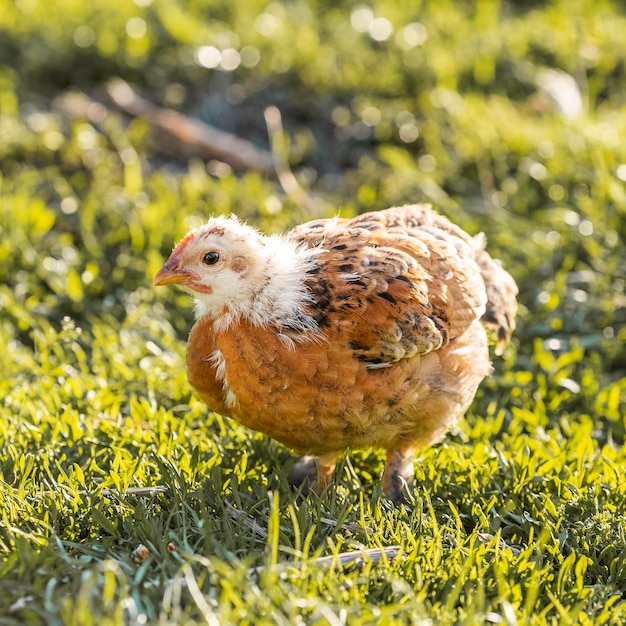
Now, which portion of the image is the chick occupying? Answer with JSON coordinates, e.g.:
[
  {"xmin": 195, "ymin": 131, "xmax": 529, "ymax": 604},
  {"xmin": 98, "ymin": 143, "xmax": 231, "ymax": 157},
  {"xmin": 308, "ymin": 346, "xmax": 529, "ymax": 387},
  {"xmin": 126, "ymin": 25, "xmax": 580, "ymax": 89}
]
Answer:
[{"xmin": 154, "ymin": 205, "xmax": 517, "ymax": 501}]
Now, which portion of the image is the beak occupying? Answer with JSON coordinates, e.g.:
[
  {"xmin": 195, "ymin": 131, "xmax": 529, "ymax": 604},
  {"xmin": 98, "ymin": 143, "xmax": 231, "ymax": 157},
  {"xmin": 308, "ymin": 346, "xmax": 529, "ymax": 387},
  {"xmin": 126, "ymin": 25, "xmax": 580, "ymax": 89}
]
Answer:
[{"xmin": 153, "ymin": 258, "xmax": 196, "ymax": 287}]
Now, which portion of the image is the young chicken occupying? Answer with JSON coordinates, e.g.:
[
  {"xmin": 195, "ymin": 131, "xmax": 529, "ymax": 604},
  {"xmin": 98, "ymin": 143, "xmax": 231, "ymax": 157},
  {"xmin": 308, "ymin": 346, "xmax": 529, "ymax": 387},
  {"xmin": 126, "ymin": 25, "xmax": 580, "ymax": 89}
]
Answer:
[{"xmin": 154, "ymin": 204, "xmax": 517, "ymax": 501}]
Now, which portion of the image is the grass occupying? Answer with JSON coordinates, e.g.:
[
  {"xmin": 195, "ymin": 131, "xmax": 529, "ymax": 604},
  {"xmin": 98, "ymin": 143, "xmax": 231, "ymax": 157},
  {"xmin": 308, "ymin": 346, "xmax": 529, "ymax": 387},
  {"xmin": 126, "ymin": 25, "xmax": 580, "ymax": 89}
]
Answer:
[{"xmin": 1, "ymin": 0, "xmax": 626, "ymax": 623}]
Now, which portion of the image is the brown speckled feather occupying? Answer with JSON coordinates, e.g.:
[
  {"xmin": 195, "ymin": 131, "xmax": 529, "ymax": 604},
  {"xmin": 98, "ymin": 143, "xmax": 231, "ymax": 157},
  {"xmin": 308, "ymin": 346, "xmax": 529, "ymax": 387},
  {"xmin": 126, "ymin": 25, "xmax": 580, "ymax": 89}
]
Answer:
[{"xmin": 290, "ymin": 205, "xmax": 490, "ymax": 366}]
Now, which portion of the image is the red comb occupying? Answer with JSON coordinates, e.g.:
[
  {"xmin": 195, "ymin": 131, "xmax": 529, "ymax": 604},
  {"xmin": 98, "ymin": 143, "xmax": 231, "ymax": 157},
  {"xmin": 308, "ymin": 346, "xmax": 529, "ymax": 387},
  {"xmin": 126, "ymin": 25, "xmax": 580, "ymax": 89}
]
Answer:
[{"xmin": 171, "ymin": 229, "xmax": 197, "ymax": 256}]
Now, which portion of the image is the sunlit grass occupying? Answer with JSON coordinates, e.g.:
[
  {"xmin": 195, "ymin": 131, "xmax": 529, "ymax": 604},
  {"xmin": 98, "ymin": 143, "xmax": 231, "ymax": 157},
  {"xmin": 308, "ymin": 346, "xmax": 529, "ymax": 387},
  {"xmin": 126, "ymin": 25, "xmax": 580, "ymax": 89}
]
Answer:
[{"xmin": 1, "ymin": 0, "xmax": 626, "ymax": 623}]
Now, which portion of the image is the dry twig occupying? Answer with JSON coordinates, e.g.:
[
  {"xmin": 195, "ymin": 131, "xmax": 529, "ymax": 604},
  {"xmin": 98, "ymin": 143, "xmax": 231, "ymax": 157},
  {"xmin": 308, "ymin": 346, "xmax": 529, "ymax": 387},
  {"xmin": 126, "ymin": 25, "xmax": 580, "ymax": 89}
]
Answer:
[
  {"xmin": 100, "ymin": 485, "xmax": 169, "ymax": 497},
  {"xmin": 224, "ymin": 500, "xmax": 269, "ymax": 539},
  {"xmin": 264, "ymin": 105, "xmax": 318, "ymax": 212},
  {"xmin": 58, "ymin": 81, "xmax": 274, "ymax": 173},
  {"xmin": 248, "ymin": 545, "xmax": 401, "ymax": 576},
  {"xmin": 106, "ymin": 78, "xmax": 274, "ymax": 172}
]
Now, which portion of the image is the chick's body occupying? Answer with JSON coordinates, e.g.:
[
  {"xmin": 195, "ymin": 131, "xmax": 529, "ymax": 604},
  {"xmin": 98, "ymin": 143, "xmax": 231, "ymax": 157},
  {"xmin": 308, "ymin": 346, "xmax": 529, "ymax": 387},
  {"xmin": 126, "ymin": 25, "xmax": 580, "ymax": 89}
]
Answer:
[{"xmin": 154, "ymin": 205, "xmax": 517, "ymax": 500}]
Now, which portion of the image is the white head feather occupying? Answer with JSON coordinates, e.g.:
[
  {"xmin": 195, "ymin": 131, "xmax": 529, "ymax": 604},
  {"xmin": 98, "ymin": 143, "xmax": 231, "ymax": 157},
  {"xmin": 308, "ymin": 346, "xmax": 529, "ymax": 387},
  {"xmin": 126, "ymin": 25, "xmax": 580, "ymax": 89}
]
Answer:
[{"xmin": 163, "ymin": 216, "xmax": 320, "ymax": 334}]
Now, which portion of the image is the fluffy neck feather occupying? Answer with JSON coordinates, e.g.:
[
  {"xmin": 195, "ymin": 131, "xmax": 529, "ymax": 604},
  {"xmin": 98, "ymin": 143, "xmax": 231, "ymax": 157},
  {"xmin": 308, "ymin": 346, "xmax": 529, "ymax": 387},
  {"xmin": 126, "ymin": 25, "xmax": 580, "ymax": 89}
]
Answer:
[{"xmin": 193, "ymin": 232, "xmax": 320, "ymax": 335}]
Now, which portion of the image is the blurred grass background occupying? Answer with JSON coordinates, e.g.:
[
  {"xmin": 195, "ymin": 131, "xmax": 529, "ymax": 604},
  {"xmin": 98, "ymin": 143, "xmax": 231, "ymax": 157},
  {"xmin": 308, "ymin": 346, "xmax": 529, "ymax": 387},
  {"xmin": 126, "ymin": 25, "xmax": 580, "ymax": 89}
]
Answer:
[{"xmin": 1, "ymin": 0, "xmax": 626, "ymax": 624}]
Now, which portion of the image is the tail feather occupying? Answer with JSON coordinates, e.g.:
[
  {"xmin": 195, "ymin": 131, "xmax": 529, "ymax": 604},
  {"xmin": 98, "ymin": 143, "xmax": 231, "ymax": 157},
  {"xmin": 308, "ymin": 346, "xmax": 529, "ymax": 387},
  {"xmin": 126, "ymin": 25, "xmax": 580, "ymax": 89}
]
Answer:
[{"xmin": 473, "ymin": 235, "xmax": 518, "ymax": 355}]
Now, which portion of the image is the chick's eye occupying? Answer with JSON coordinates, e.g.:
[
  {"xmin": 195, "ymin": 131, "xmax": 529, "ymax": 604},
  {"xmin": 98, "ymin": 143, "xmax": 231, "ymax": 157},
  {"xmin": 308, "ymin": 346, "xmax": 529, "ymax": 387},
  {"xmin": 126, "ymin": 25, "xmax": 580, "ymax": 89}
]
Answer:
[{"xmin": 203, "ymin": 251, "xmax": 220, "ymax": 265}]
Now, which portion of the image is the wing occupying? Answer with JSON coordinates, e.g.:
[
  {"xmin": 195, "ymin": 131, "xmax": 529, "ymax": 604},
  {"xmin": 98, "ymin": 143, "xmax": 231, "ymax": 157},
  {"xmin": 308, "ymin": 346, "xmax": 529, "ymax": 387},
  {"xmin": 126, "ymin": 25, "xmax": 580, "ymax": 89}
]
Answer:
[{"xmin": 290, "ymin": 205, "xmax": 489, "ymax": 367}]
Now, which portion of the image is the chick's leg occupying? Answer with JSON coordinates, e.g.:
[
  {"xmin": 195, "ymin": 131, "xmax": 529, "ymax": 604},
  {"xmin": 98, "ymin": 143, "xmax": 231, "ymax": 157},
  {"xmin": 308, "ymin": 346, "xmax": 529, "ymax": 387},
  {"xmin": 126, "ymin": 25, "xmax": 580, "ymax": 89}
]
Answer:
[
  {"xmin": 288, "ymin": 454, "xmax": 337, "ymax": 495},
  {"xmin": 383, "ymin": 444, "xmax": 415, "ymax": 502}
]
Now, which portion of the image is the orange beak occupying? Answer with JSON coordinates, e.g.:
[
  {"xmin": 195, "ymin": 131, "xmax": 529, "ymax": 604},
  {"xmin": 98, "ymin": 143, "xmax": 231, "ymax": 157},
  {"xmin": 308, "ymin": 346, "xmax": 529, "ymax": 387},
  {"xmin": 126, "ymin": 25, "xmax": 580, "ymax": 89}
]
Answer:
[{"xmin": 153, "ymin": 258, "xmax": 198, "ymax": 287}]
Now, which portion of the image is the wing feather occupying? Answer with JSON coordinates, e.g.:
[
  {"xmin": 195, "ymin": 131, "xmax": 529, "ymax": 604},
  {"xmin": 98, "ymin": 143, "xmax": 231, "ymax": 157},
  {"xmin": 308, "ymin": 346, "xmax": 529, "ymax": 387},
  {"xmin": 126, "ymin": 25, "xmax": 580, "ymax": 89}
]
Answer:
[{"xmin": 290, "ymin": 204, "xmax": 490, "ymax": 366}]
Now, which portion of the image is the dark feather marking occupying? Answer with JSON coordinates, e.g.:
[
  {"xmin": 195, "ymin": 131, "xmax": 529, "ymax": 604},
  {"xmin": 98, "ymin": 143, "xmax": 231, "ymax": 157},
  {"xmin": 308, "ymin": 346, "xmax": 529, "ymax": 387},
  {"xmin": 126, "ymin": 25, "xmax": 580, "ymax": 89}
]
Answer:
[
  {"xmin": 378, "ymin": 291, "xmax": 397, "ymax": 305},
  {"xmin": 395, "ymin": 275, "xmax": 412, "ymax": 285},
  {"xmin": 349, "ymin": 279, "xmax": 368, "ymax": 288}
]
